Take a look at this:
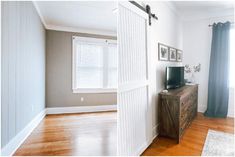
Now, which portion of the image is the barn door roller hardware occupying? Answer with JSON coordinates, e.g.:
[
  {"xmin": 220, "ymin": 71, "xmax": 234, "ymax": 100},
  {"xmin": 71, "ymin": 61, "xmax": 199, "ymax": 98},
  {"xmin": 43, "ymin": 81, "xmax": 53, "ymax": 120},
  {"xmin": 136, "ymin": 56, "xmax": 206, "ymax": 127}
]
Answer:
[{"xmin": 129, "ymin": 1, "xmax": 158, "ymax": 25}]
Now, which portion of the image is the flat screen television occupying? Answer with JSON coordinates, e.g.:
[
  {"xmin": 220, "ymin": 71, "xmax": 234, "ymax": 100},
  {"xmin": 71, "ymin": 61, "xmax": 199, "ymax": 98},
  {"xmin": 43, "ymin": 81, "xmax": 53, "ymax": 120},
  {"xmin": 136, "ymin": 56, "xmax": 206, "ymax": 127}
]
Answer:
[{"xmin": 165, "ymin": 66, "xmax": 185, "ymax": 89}]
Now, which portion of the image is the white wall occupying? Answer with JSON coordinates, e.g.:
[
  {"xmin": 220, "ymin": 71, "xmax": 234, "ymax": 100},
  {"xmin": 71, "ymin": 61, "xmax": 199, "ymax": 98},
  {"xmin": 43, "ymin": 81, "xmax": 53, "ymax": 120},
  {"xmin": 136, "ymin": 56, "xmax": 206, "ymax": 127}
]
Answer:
[
  {"xmin": 228, "ymin": 88, "xmax": 234, "ymax": 117},
  {"xmin": 182, "ymin": 15, "xmax": 234, "ymax": 117},
  {"xmin": 1, "ymin": 1, "xmax": 46, "ymax": 147},
  {"xmin": 144, "ymin": 2, "xmax": 183, "ymax": 137}
]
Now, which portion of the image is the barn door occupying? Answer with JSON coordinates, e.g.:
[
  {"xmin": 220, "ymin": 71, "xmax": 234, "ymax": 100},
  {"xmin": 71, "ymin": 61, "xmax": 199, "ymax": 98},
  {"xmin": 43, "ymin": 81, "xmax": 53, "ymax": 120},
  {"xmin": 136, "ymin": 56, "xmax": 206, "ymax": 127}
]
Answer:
[{"xmin": 117, "ymin": 2, "xmax": 152, "ymax": 156}]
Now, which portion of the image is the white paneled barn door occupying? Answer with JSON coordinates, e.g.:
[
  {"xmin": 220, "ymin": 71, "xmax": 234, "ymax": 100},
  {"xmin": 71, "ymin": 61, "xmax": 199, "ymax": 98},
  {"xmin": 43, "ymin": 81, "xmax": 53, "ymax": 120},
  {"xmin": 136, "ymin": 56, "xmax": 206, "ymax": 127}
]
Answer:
[{"xmin": 118, "ymin": 2, "xmax": 152, "ymax": 156}]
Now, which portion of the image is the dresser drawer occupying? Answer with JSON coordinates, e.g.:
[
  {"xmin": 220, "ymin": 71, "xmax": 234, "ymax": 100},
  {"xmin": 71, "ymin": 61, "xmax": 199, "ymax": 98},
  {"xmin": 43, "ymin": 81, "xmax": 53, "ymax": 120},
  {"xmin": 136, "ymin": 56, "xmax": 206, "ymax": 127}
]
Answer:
[
  {"xmin": 181, "ymin": 86, "xmax": 197, "ymax": 100},
  {"xmin": 180, "ymin": 104, "xmax": 197, "ymax": 133},
  {"xmin": 180, "ymin": 107, "xmax": 190, "ymax": 127},
  {"xmin": 181, "ymin": 91, "xmax": 197, "ymax": 112},
  {"xmin": 179, "ymin": 122, "xmax": 187, "ymax": 135},
  {"xmin": 180, "ymin": 100, "xmax": 196, "ymax": 124},
  {"xmin": 182, "ymin": 100, "xmax": 195, "ymax": 111}
]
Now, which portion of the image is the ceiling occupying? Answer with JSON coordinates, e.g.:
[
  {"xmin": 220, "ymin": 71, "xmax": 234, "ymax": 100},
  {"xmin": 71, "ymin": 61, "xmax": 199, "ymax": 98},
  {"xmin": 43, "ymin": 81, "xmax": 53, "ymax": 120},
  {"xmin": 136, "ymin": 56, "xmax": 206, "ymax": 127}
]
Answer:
[
  {"xmin": 172, "ymin": 1, "xmax": 234, "ymax": 11},
  {"xmin": 34, "ymin": 1, "xmax": 234, "ymax": 31},
  {"xmin": 34, "ymin": 1, "xmax": 117, "ymax": 34},
  {"xmin": 171, "ymin": 1, "xmax": 234, "ymax": 20}
]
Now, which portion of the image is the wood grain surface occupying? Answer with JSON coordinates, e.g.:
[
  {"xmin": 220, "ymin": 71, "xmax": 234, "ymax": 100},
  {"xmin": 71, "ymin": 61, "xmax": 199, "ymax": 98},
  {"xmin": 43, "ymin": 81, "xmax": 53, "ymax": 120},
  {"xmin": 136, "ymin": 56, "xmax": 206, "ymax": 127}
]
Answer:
[{"xmin": 14, "ymin": 111, "xmax": 117, "ymax": 156}]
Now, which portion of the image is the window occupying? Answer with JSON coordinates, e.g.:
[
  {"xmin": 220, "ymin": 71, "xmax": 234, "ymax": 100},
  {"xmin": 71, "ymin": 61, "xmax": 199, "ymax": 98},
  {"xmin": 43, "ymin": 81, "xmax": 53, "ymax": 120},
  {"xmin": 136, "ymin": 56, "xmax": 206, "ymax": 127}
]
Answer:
[
  {"xmin": 230, "ymin": 27, "xmax": 235, "ymax": 87},
  {"xmin": 72, "ymin": 36, "xmax": 117, "ymax": 93}
]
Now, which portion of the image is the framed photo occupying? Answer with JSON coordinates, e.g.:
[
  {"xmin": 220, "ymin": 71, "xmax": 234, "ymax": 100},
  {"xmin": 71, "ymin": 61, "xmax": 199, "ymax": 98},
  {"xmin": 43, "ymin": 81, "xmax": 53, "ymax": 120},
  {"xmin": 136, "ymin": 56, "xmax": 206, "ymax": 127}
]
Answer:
[
  {"xmin": 169, "ymin": 48, "xmax": 177, "ymax": 61},
  {"xmin": 158, "ymin": 43, "xmax": 169, "ymax": 61},
  {"xmin": 177, "ymin": 50, "xmax": 183, "ymax": 62}
]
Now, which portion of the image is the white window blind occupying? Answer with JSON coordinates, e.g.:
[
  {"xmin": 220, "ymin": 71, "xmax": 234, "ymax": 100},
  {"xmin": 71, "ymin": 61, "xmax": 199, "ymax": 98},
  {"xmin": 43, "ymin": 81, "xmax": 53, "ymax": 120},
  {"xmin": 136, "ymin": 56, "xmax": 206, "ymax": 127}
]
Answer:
[{"xmin": 72, "ymin": 36, "xmax": 117, "ymax": 93}]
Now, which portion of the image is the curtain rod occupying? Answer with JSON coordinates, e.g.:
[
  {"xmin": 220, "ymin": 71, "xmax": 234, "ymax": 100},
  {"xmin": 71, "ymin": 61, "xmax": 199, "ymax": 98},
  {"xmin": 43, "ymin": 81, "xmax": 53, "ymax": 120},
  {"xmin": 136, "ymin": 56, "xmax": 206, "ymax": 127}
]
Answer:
[
  {"xmin": 129, "ymin": 1, "xmax": 158, "ymax": 26},
  {"xmin": 208, "ymin": 22, "xmax": 234, "ymax": 27}
]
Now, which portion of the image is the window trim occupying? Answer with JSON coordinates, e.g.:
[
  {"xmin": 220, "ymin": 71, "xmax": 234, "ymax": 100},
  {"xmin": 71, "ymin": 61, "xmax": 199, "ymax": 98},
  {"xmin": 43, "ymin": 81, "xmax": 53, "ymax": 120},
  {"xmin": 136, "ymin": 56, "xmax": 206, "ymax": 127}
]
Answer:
[{"xmin": 72, "ymin": 36, "xmax": 117, "ymax": 93}]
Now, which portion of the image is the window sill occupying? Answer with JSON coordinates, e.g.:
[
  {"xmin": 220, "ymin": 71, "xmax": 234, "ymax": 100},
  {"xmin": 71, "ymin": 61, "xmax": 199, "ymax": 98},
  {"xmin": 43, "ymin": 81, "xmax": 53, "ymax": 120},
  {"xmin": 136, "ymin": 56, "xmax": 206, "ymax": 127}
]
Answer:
[{"xmin": 72, "ymin": 88, "xmax": 117, "ymax": 94}]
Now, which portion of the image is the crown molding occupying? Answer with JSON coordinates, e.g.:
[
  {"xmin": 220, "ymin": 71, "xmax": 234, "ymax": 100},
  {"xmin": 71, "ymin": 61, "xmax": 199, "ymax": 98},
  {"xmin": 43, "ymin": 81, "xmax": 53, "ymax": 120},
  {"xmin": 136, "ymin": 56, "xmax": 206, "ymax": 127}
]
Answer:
[
  {"xmin": 46, "ymin": 24, "xmax": 117, "ymax": 36},
  {"xmin": 181, "ymin": 8, "xmax": 234, "ymax": 22},
  {"xmin": 163, "ymin": 1, "xmax": 234, "ymax": 22},
  {"xmin": 164, "ymin": 1, "xmax": 181, "ymax": 17},
  {"xmin": 32, "ymin": 1, "xmax": 46, "ymax": 28}
]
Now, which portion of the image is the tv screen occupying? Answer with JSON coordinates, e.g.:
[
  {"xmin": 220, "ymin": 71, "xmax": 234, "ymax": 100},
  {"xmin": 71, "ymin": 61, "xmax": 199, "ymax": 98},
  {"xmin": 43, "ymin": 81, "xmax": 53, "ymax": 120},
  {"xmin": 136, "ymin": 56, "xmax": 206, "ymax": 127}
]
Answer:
[{"xmin": 165, "ymin": 66, "xmax": 185, "ymax": 89}]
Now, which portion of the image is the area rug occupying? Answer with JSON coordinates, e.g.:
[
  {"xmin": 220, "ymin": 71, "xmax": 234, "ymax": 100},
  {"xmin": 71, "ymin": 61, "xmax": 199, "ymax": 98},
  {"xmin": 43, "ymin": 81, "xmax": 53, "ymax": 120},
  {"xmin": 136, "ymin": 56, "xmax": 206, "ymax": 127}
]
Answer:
[{"xmin": 201, "ymin": 129, "xmax": 234, "ymax": 156}]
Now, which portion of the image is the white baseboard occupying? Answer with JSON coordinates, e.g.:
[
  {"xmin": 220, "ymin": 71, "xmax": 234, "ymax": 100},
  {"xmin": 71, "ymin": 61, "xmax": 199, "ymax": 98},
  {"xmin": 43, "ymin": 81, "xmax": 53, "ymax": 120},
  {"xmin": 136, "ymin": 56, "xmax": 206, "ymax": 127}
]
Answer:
[
  {"xmin": 150, "ymin": 124, "xmax": 159, "ymax": 147},
  {"xmin": 46, "ymin": 105, "xmax": 117, "ymax": 115},
  {"xmin": 135, "ymin": 141, "xmax": 149, "ymax": 156},
  {"xmin": 152, "ymin": 124, "xmax": 159, "ymax": 140},
  {"xmin": 198, "ymin": 107, "xmax": 206, "ymax": 113},
  {"xmin": 1, "ymin": 109, "xmax": 46, "ymax": 156},
  {"xmin": 227, "ymin": 112, "xmax": 235, "ymax": 118},
  {"xmin": 134, "ymin": 124, "xmax": 160, "ymax": 156}
]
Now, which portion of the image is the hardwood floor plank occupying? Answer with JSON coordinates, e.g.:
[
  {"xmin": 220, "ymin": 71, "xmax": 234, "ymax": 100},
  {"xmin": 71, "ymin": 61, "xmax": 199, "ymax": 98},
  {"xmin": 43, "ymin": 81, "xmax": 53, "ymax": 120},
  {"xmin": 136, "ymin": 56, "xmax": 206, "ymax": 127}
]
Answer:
[
  {"xmin": 142, "ymin": 112, "xmax": 234, "ymax": 156},
  {"xmin": 14, "ymin": 111, "xmax": 117, "ymax": 156}
]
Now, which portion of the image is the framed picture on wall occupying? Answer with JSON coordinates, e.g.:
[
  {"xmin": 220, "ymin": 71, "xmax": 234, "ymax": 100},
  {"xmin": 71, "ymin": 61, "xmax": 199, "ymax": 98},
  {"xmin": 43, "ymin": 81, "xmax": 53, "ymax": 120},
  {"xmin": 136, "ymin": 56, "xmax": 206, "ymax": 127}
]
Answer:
[
  {"xmin": 169, "ymin": 48, "xmax": 177, "ymax": 61},
  {"xmin": 177, "ymin": 50, "xmax": 183, "ymax": 62},
  {"xmin": 158, "ymin": 43, "xmax": 169, "ymax": 61}
]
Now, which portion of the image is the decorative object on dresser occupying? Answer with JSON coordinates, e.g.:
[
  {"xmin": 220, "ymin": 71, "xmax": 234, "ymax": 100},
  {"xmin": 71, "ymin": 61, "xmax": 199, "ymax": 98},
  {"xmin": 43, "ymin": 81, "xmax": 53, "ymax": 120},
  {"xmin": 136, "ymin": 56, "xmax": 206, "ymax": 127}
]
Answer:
[
  {"xmin": 184, "ymin": 64, "xmax": 201, "ymax": 83},
  {"xmin": 176, "ymin": 50, "xmax": 182, "ymax": 62},
  {"xmin": 158, "ymin": 85, "xmax": 198, "ymax": 143}
]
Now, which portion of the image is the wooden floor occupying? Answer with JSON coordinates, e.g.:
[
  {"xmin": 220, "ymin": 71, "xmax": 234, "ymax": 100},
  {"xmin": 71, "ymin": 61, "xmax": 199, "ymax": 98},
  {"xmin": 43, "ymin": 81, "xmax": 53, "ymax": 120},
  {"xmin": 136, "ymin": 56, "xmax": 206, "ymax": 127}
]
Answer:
[
  {"xmin": 142, "ymin": 112, "xmax": 234, "ymax": 156},
  {"xmin": 14, "ymin": 111, "xmax": 117, "ymax": 156},
  {"xmin": 12, "ymin": 112, "xmax": 234, "ymax": 156}
]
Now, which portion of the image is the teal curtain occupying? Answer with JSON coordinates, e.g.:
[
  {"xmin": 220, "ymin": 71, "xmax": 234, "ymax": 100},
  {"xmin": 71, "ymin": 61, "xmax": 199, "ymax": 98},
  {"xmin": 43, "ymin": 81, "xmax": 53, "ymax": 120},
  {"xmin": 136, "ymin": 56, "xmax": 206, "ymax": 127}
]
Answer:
[{"xmin": 204, "ymin": 22, "xmax": 231, "ymax": 118}]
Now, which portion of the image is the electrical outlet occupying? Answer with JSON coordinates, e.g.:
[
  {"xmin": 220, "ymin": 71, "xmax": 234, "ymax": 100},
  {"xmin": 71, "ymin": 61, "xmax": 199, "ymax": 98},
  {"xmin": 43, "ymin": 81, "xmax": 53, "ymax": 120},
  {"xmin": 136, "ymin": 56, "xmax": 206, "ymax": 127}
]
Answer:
[{"xmin": 81, "ymin": 97, "xmax": 84, "ymax": 102}]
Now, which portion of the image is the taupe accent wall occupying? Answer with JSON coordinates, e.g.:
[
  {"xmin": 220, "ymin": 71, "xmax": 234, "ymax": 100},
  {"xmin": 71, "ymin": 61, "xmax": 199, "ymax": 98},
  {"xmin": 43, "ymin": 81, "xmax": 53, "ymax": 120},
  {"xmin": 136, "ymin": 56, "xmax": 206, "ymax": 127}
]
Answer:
[
  {"xmin": 46, "ymin": 30, "xmax": 117, "ymax": 108},
  {"xmin": 1, "ymin": 1, "xmax": 46, "ymax": 147}
]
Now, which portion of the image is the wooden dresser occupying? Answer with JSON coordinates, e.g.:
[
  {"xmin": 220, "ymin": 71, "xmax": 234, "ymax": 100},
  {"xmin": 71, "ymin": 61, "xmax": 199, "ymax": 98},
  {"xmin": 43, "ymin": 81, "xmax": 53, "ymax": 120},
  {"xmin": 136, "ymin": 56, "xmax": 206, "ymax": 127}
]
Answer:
[{"xmin": 158, "ymin": 85, "xmax": 198, "ymax": 143}]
